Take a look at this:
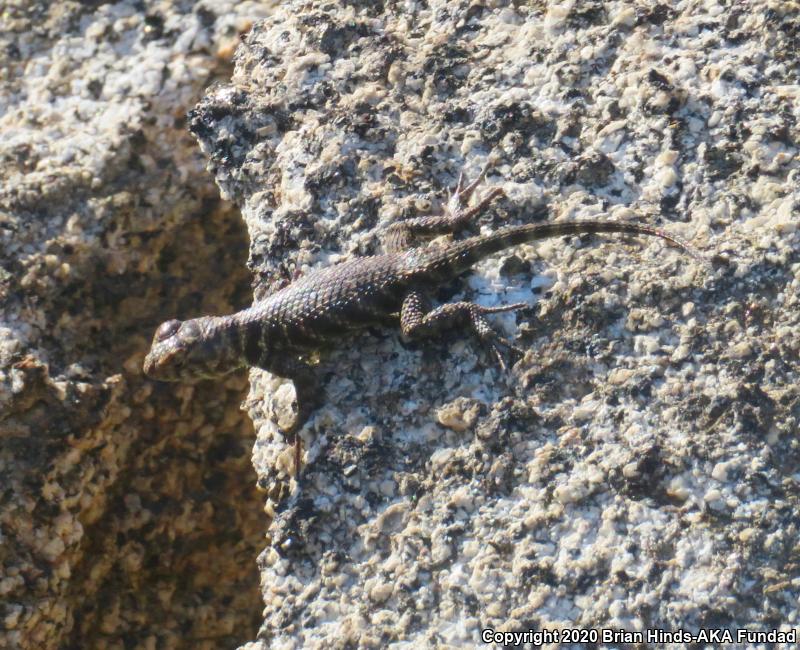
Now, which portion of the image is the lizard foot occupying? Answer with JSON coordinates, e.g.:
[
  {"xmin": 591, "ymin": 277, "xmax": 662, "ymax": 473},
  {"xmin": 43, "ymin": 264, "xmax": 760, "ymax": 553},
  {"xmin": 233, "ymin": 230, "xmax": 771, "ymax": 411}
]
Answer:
[
  {"xmin": 381, "ymin": 160, "xmax": 505, "ymax": 252},
  {"xmin": 445, "ymin": 161, "xmax": 506, "ymax": 227},
  {"xmin": 486, "ymin": 335, "xmax": 526, "ymax": 372},
  {"xmin": 401, "ymin": 291, "xmax": 528, "ymax": 371},
  {"xmin": 273, "ymin": 405, "xmax": 306, "ymax": 479},
  {"xmin": 271, "ymin": 372, "xmax": 322, "ymax": 479},
  {"xmin": 470, "ymin": 302, "xmax": 527, "ymax": 372}
]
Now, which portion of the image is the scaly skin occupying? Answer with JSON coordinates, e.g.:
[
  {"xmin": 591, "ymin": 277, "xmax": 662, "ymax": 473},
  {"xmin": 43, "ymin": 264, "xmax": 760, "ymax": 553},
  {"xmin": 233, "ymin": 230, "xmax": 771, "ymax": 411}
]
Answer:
[{"xmin": 143, "ymin": 169, "xmax": 704, "ymax": 471}]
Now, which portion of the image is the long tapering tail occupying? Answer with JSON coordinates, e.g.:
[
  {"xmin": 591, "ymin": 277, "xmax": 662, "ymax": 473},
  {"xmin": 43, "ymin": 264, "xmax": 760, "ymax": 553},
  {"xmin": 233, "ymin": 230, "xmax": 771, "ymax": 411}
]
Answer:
[{"xmin": 415, "ymin": 220, "xmax": 705, "ymax": 276}]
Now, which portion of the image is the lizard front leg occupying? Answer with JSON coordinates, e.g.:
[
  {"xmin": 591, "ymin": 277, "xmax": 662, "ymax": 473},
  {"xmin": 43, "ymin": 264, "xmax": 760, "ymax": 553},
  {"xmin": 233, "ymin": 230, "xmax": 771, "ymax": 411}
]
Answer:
[
  {"xmin": 400, "ymin": 290, "xmax": 526, "ymax": 370},
  {"xmin": 382, "ymin": 164, "xmax": 505, "ymax": 252},
  {"xmin": 259, "ymin": 354, "xmax": 321, "ymax": 476}
]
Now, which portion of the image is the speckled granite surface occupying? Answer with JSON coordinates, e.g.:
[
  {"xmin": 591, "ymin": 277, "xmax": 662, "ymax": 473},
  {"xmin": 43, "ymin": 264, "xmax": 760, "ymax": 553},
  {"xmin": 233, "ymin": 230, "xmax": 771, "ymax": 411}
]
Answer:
[
  {"xmin": 1, "ymin": 2, "xmax": 275, "ymax": 649},
  {"xmin": 189, "ymin": 1, "xmax": 799, "ymax": 648}
]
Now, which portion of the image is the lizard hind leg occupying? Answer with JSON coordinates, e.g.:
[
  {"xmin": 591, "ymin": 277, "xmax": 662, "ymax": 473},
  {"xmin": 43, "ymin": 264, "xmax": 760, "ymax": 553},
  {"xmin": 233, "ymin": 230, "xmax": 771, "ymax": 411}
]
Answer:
[
  {"xmin": 382, "ymin": 163, "xmax": 505, "ymax": 253},
  {"xmin": 400, "ymin": 290, "xmax": 527, "ymax": 371}
]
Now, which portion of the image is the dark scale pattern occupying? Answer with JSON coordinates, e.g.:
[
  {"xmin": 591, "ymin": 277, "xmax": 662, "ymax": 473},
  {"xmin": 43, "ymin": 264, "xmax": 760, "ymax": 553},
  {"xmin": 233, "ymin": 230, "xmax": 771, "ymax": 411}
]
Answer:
[
  {"xmin": 144, "ymin": 170, "xmax": 705, "ymax": 450},
  {"xmin": 242, "ymin": 254, "xmax": 414, "ymax": 349}
]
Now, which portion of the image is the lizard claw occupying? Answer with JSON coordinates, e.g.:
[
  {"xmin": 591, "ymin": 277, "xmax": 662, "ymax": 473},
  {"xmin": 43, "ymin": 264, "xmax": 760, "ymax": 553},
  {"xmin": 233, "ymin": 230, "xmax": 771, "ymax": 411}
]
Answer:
[
  {"xmin": 274, "ymin": 379, "xmax": 322, "ymax": 478},
  {"xmin": 451, "ymin": 162, "xmax": 488, "ymax": 204},
  {"xmin": 293, "ymin": 436, "xmax": 303, "ymax": 480},
  {"xmin": 446, "ymin": 161, "xmax": 505, "ymax": 223},
  {"xmin": 487, "ymin": 336, "xmax": 525, "ymax": 373},
  {"xmin": 471, "ymin": 302, "xmax": 528, "ymax": 372},
  {"xmin": 275, "ymin": 409, "xmax": 306, "ymax": 479}
]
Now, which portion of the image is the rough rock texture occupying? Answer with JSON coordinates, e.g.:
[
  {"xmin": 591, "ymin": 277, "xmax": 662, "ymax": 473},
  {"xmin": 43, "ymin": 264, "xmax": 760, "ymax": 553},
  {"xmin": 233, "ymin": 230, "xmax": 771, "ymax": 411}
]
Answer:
[
  {"xmin": 0, "ymin": 2, "xmax": 276, "ymax": 649},
  {"xmin": 189, "ymin": 0, "xmax": 800, "ymax": 648}
]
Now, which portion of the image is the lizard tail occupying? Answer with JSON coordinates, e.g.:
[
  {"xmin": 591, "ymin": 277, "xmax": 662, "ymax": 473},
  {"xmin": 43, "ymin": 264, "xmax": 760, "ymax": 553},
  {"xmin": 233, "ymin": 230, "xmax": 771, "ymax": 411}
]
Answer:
[{"xmin": 421, "ymin": 220, "xmax": 704, "ymax": 276}]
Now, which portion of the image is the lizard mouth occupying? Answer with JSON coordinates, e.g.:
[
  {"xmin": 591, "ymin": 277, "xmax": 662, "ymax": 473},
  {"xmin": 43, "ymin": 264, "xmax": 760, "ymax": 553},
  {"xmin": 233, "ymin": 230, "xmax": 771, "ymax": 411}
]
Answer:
[
  {"xmin": 142, "ymin": 350, "xmax": 161, "ymax": 378},
  {"xmin": 142, "ymin": 345, "xmax": 182, "ymax": 380}
]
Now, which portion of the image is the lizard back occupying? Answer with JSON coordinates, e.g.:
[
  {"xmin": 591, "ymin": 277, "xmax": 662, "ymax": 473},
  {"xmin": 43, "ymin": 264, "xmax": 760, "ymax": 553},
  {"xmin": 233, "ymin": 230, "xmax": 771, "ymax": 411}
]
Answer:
[{"xmin": 243, "ymin": 252, "xmax": 416, "ymax": 348}]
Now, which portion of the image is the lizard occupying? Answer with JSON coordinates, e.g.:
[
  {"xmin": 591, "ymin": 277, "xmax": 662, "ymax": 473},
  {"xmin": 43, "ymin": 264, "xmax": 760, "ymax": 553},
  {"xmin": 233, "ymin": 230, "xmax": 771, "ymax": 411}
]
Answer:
[{"xmin": 143, "ymin": 167, "xmax": 704, "ymax": 473}]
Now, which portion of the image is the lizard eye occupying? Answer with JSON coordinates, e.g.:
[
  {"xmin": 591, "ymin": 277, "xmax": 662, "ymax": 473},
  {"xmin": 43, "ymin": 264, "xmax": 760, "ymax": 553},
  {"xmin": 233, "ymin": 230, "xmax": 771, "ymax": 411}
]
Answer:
[
  {"xmin": 154, "ymin": 319, "xmax": 181, "ymax": 342},
  {"xmin": 180, "ymin": 320, "xmax": 202, "ymax": 342}
]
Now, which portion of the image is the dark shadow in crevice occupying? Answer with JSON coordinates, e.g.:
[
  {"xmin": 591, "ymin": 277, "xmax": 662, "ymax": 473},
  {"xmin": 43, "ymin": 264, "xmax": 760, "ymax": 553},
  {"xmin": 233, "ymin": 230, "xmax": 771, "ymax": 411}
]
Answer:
[{"xmin": 64, "ymin": 198, "xmax": 264, "ymax": 649}]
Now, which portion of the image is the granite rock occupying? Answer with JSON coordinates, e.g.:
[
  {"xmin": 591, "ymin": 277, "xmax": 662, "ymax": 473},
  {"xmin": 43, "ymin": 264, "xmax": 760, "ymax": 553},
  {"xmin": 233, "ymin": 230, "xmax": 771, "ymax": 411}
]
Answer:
[
  {"xmin": 190, "ymin": 1, "xmax": 799, "ymax": 647},
  {"xmin": 0, "ymin": 2, "xmax": 275, "ymax": 649}
]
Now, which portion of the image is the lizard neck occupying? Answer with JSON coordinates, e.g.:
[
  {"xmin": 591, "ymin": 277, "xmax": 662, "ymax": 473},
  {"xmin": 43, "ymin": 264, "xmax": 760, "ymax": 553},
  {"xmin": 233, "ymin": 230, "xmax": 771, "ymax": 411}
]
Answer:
[
  {"xmin": 196, "ymin": 315, "xmax": 251, "ymax": 377},
  {"xmin": 237, "ymin": 309, "xmax": 276, "ymax": 369}
]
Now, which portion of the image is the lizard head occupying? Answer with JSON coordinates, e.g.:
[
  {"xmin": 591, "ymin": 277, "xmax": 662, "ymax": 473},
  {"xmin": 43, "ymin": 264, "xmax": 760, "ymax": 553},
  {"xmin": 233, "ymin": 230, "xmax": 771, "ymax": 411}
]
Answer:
[{"xmin": 143, "ymin": 316, "xmax": 245, "ymax": 382}]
